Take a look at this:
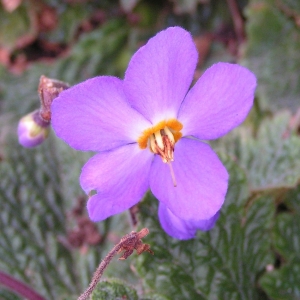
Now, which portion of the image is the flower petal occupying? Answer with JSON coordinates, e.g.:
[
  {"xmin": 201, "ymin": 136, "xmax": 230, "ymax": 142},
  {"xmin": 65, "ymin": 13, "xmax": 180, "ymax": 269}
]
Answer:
[
  {"xmin": 158, "ymin": 202, "xmax": 220, "ymax": 240},
  {"xmin": 124, "ymin": 27, "xmax": 198, "ymax": 124},
  {"xmin": 178, "ymin": 63, "xmax": 257, "ymax": 139},
  {"xmin": 149, "ymin": 138, "xmax": 228, "ymax": 221},
  {"xmin": 51, "ymin": 76, "xmax": 151, "ymax": 152},
  {"xmin": 80, "ymin": 143, "xmax": 153, "ymax": 221}
]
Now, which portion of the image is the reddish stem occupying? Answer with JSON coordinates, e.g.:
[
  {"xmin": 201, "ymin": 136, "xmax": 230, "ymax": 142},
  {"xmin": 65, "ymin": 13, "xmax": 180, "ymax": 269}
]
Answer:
[
  {"xmin": 227, "ymin": 0, "xmax": 245, "ymax": 42},
  {"xmin": 0, "ymin": 270, "xmax": 46, "ymax": 300}
]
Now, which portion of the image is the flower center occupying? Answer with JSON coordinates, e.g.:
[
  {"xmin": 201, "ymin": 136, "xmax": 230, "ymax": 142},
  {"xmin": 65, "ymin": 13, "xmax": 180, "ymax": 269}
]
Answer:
[{"xmin": 137, "ymin": 119, "xmax": 183, "ymax": 163}]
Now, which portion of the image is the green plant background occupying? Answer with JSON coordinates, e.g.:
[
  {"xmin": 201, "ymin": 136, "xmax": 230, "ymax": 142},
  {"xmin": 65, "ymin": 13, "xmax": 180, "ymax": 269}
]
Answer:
[{"xmin": 0, "ymin": 0, "xmax": 300, "ymax": 299}]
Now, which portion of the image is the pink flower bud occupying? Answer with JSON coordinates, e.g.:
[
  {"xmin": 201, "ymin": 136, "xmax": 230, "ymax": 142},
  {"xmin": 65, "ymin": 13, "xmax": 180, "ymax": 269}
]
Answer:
[{"xmin": 18, "ymin": 110, "xmax": 50, "ymax": 148}]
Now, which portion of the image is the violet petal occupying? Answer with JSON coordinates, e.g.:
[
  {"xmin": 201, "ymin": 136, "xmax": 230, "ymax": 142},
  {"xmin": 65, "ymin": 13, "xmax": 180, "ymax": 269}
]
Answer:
[
  {"xmin": 51, "ymin": 76, "xmax": 151, "ymax": 152},
  {"xmin": 158, "ymin": 202, "xmax": 220, "ymax": 239},
  {"xmin": 150, "ymin": 138, "xmax": 228, "ymax": 221},
  {"xmin": 179, "ymin": 62, "xmax": 256, "ymax": 139},
  {"xmin": 124, "ymin": 27, "xmax": 198, "ymax": 124},
  {"xmin": 80, "ymin": 143, "xmax": 153, "ymax": 221}
]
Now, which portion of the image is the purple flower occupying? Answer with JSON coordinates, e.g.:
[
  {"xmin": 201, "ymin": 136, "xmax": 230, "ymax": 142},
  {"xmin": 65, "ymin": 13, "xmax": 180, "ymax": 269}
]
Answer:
[
  {"xmin": 18, "ymin": 110, "xmax": 50, "ymax": 148},
  {"xmin": 51, "ymin": 27, "xmax": 256, "ymax": 239}
]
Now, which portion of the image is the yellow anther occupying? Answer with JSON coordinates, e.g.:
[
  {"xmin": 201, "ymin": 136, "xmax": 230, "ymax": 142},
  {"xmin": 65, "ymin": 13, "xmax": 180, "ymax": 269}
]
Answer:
[
  {"xmin": 154, "ymin": 131, "xmax": 164, "ymax": 150},
  {"xmin": 163, "ymin": 126, "xmax": 175, "ymax": 144}
]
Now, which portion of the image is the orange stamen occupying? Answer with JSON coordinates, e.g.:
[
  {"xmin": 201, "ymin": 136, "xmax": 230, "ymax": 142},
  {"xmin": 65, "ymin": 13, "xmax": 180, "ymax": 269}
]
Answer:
[
  {"xmin": 137, "ymin": 119, "xmax": 183, "ymax": 149},
  {"xmin": 137, "ymin": 119, "xmax": 182, "ymax": 186}
]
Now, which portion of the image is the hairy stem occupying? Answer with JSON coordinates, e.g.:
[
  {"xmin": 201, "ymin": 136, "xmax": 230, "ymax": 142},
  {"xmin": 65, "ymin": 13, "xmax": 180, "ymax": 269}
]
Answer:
[
  {"xmin": 77, "ymin": 241, "xmax": 125, "ymax": 300},
  {"xmin": 77, "ymin": 228, "xmax": 152, "ymax": 300}
]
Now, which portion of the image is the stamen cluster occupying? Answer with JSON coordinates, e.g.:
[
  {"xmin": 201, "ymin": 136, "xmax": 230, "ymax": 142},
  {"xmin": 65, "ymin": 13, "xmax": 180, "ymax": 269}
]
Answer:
[
  {"xmin": 137, "ymin": 119, "xmax": 183, "ymax": 163},
  {"xmin": 149, "ymin": 127, "xmax": 175, "ymax": 163}
]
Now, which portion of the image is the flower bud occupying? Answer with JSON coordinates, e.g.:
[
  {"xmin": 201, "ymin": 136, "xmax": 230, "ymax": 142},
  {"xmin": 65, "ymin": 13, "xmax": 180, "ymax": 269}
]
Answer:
[{"xmin": 18, "ymin": 110, "xmax": 50, "ymax": 148}]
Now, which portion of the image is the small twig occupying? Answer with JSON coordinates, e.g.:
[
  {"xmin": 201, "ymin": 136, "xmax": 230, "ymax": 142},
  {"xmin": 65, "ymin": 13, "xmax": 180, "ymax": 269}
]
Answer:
[
  {"xmin": 77, "ymin": 228, "xmax": 153, "ymax": 300},
  {"xmin": 226, "ymin": 0, "xmax": 245, "ymax": 42},
  {"xmin": 0, "ymin": 270, "xmax": 46, "ymax": 300}
]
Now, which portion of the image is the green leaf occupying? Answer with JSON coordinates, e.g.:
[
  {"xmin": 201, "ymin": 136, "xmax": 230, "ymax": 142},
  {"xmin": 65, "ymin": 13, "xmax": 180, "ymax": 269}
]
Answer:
[
  {"xmin": 91, "ymin": 279, "xmax": 138, "ymax": 300},
  {"xmin": 273, "ymin": 212, "xmax": 300, "ymax": 260},
  {"xmin": 284, "ymin": 184, "xmax": 300, "ymax": 213},
  {"xmin": 212, "ymin": 111, "xmax": 300, "ymax": 192},
  {"xmin": 0, "ymin": 136, "xmax": 79, "ymax": 299},
  {"xmin": 259, "ymin": 257, "xmax": 300, "ymax": 300},
  {"xmin": 50, "ymin": 19, "xmax": 130, "ymax": 83},
  {"xmin": 242, "ymin": 0, "xmax": 300, "ymax": 112},
  {"xmin": 135, "ymin": 157, "xmax": 275, "ymax": 300},
  {"xmin": 0, "ymin": 289, "xmax": 21, "ymax": 300},
  {"xmin": 0, "ymin": 126, "xmax": 106, "ymax": 299},
  {"xmin": 259, "ymin": 183, "xmax": 300, "ymax": 299},
  {"xmin": 140, "ymin": 294, "xmax": 171, "ymax": 300},
  {"xmin": 259, "ymin": 186, "xmax": 300, "ymax": 299},
  {"xmin": 0, "ymin": 64, "xmax": 46, "ymax": 117}
]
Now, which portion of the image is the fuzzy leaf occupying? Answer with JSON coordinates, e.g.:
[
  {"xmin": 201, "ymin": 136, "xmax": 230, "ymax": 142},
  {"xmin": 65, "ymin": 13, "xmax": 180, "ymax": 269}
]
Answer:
[
  {"xmin": 259, "ymin": 185, "xmax": 300, "ymax": 299},
  {"xmin": 50, "ymin": 19, "xmax": 130, "ymax": 83},
  {"xmin": 0, "ymin": 125, "xmax": 105, "ymax": 299},
  {"xmin": 284, "ymin": 184, "xmax": 300, "ymax": 213},
  {"xmin": 0, "ymin": 63, "xmax": 51, "ymax": 118},
  {"xmin": 242, "ymin": 0, "xmax": 300, "ymax": 112},
  {"xmin": 0, "ymin": 290, "xmax": 21, "ymax": 300},
  {"xmin": 259, "ymin": 258, "xmax": 300, "ymax": 300},
  {"xmin": 140, "ymin": 294, "xmax": 171, "ymax": 300},
  {"xmin": 0, "ymin": 136, "xmax": 79, "ymax": 299},
  {"xmin": 273, "ymin": 212, "xmax": 300, "ymax": 259},
  {"xmin": 212, "ymin": 111, "xmax": 300, "ymax": 192},
  {"xmin": 91, "ymin": 279, "xmax": 138, "ymax": 300}
]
